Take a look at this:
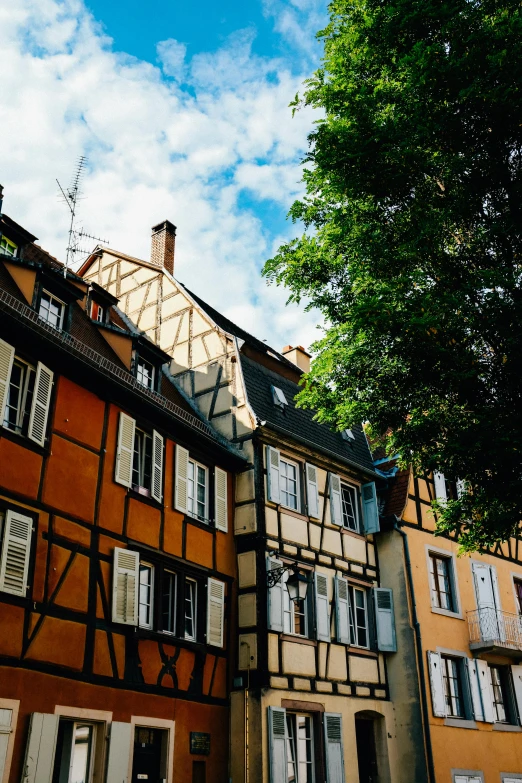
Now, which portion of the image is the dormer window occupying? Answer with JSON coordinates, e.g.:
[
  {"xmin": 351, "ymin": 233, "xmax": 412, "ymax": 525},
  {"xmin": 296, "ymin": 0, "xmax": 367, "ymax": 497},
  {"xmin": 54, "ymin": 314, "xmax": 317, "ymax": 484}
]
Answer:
[
  {"xmin": 0, "ymin": 236, "xmax": 17, "ymax": 257},
  {"xmin": 272, "ymin": 385, "xmax": 288, "ymax": 409},
  {"xmin": 39, "ymin": 290, "xmax": 65, "ymax": 330},
  {"xmin": 90, "ymin": 301, "xmax": 106, "ymax": 323},
  {"xmin": 136, "ymin": 357, "xmax": 155, "ymax": 390}
]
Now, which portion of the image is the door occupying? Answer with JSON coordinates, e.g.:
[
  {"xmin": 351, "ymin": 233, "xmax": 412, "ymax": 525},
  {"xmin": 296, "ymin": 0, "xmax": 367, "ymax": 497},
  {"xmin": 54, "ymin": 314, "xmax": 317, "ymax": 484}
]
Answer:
[
  {"xmin": 355, "ymin": 718, "xmax": 378, "ymax": 783},
  {"xmin": 472, "ymin": 563, "xmax": 504, "ymax": 642},
  {"xmin": 131, "ymin": 727, "xmax": 167, "ymax": 783}
]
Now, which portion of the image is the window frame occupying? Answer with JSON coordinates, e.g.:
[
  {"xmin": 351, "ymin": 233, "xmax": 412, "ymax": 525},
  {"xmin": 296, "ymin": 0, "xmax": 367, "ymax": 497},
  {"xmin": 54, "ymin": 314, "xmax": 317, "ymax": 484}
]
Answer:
[
  {"xmin": 340, "ymin": 481, "xmax": 360, "ymax": 532},
  {"xmin": 187, "ymin": 458, "xmax": 209, "ymax": 523},
  {"xmin": 441, "ymin": 654, "xmax": 466, "ymax": 719},
  {"xmin": 279, "ymin": 456, "xmax": 301, "ymax": 513},
  {"xmin": 184, "ymin": 577, "xmax": 198, "ymax": 642},
  {"xmin": 138, "ymin": 562, "xmax": 154, "ymax": 630},
  {"xmin": 282, "ymin": 569, "xmax": 310, "ymax": 638},
  {"xmin": 53, "ymin": 706, "xmax": 111, "ymax": 783},
  {"xmin": 488, "ymin": 664, "xmax": 518, "ymax": 725},
  {"xmin": 135, "ymin": 356, "xmax": 156, "ymax": 390},
  {"xmin": 451, "ymin": 773, "xmax": 484, "ymax": 783},
  {"xmin": 132, "ymin": 427, "xmax": 153, "ymax": 496},
  {"xmin": 161, "ymin": 569, "xmax": 177, "ymax": 636},
  {"xmin": 0, "ymin": 236, "xmax": 17, "ymax": 257},
  {"xmin": 285, "ymin": 712, "xmax": 316, "ymax": 783},
  {"xmin": 511, "ymin": 572, "xmax": 522, "ymax": 615},
  {"xmin": 0, "ymin": 697, "xmax": 19, "ymax": 783},
  {"xmin": 348, "ymin": 584, "xmax": 370, "ymax": 649},
  {"xmin": 3, "ymin": 355, "xmax": 36, "ymax": 436},
  {"xmin": 425, "ymin": 544, "xmax": 462, "ymax": 618},
  {"xmin": 39, "ymin": 289, "xmax": 65, "ymax": 330}
]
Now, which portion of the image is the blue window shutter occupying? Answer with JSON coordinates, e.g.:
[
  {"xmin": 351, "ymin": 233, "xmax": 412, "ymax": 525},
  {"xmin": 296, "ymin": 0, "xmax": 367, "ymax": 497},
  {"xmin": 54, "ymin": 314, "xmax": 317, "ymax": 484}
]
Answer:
[
  {"xmin": 315, "ymin": 572, "xmax": 330, "ymax": 641},
  {"xmin": 268, "ymin": 706, "xmax": 287, "ymax": 783},
  {"xmin": 267, "ymin": 556, "xmax": 284, "ymax": 632},
  {"xmin": 334, "ymin": 575, "xmax": 350, "ymax": 644},
  {"xmin": 361, "ymin": 482, "xmax": 380, "ymax": 534},
  {"xmin": 373, "ymin": 588, "xmax": 397, "ymax": 652},
  {"xmin": 324, "ymin": 713, "xmax": 345, "ymax": 783}
]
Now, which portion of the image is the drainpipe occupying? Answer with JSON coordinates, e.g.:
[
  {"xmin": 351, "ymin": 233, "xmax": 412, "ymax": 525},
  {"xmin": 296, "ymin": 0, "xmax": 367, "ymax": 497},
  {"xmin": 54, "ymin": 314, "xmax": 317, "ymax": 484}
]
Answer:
[{"xmin": 394, "ymin": 521, "xmax": 436, "ymax": 783}]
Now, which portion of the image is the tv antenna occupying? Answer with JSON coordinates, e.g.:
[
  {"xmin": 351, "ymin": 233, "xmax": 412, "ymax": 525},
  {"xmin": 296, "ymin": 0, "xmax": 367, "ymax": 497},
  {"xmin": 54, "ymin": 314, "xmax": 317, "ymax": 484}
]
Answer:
[{"xmin": 57, "ymin": 156, "xmax": 108, "ymax": 276}]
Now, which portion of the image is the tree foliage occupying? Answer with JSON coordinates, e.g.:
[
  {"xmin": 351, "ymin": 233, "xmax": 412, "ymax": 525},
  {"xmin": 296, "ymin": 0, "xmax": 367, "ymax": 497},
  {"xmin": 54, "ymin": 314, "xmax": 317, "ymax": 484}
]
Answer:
[{"xmin": 264, "ymin": 0, "xmax": 522, "ymax": 551}]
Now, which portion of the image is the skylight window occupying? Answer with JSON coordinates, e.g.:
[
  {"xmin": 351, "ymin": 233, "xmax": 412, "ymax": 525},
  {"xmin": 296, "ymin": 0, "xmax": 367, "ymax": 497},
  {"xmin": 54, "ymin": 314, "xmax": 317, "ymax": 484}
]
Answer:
[
  {"xmin": 271, "ymin": 385, "xmax": 288, "ymax": 409},
  {"xmin": 341, "ymin": 428, "xmax": 356, "ymax": 441}
]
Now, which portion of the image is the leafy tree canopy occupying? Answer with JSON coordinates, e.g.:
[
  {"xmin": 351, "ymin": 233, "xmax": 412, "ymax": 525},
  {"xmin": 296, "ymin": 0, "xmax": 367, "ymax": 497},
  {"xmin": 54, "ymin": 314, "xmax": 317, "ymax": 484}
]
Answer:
[{"xmin": 263, "ymin": 0, "xmax": 522, "ymax": 551}]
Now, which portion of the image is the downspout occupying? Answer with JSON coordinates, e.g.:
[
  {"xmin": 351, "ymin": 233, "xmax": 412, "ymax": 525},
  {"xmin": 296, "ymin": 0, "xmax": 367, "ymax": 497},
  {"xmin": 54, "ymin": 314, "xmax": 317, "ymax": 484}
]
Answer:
[{"xmin": 394, "ymin": 521, "xmax": 436, "ymax": 783}]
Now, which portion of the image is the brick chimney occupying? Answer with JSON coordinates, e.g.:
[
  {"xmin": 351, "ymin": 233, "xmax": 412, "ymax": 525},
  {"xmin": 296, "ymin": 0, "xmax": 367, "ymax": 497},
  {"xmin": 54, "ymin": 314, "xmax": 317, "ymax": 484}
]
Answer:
[
  {"xmin": 282, "ymin": 345, "xmax": 311, "ymax": 373},
  {"xmin": 150, "ymin": 220, "xmax": 176, "ymax": 275}
]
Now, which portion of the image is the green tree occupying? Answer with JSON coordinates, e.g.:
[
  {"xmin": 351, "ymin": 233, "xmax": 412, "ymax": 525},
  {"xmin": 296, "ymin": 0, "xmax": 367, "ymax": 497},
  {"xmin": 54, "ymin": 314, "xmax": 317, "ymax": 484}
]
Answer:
[{"xmin": 264, "ymin": 0, "xmax": 522, "ymax": 551}]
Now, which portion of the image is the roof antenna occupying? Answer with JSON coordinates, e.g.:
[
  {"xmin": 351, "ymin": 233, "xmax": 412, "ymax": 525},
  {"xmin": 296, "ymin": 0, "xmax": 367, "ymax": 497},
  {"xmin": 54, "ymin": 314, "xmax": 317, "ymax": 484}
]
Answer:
[{"xmin": 57, "ymin": 156, "xmax": 108, "ymax": 276}]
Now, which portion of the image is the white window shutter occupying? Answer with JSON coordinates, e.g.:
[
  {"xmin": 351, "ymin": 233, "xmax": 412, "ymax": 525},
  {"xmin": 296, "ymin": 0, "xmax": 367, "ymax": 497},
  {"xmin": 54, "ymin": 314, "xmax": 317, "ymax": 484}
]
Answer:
[
  {"xmin": 427, "ymin": 651, "xmax": 446, "ymax": 717},
  {"xmin": 315, "ymin": 572, "xmax": 330, "ymax": 641},
  {"xmin": 106, "ymin": 722, "xmax": 132, "ymax": 783},
  {"xmin": 266, "ymin": 446, "xmax": 281, "ymax": 504},
  {"xmin": 433, "ymin": 472, "xmax": 447, "ymax": 502},
  {"xmin": 21, "ymin": 713, "xmax": 59, "ymax": 783},
  {"xmin": 329, "ymin": 474, "xmax": 342, "ymax": 526},
  {"xmin": 361, "ymin": 482, "xmax": 380, "ymax": 534},
  {"xmin": 112, "ymin": 547, "xmax": 139, "ymax": 625},
  {"xmin": 174, "ymin": 444, "xmax": 189, "ymax": 513},
  {"xmin": 324, "ymin": 713, "xmax": 345, "ymax": 783},
  {"xmin": 466, "ymin": 659, "xmax": 484, "ymax": 721},
  {"xmin": 476, "ymin": 660, "xmax": 495, "ymax": 722},
  {"xmin": 511, "ymin": 664, "xmax": 522, "ymax": 725},
  {"xmin": 334, "ymin": 575, "xmax": 350, "ymax": 644},
  {"xmin": 214, "ymin": 467, "xmax": 228, "ymax": 532},
  {"xmin": 114, "ymin": 413, "xmax": 135, "ymax": 488},
  {"xmin": 305, "ymin": 463, "xmax": 319, "ymax": 518},
  {"xmin": 373, "ymin": 588, "xmax": 397, "ymax": 652},
  {"xmin": 0, "ymin": 510, "xmax": 32, "ymax": 596},
  {"xmin": 27, "ymin": 362, "xmax": 53, "ymax": 447},
  {"xmin": 0, "ymin": 339, "xmax": 14, "ymax": 426},
  {"xmin": 267, "ymin": 557, "xmax": 284, "ymax": 632},
  {"xmin": 268, "ymin": 707, "xmax": 287, "ymax": 783},
  {"xmin": 150, "ymin": 430, "xmax": 164, "ymax": 503},
  {"xmin": 0, "ymin": 707, "xmax": 14, "ymax": 783},
  {"xmin": 207, "ymin": 577, "xmax": 225, "ymax": 647}
]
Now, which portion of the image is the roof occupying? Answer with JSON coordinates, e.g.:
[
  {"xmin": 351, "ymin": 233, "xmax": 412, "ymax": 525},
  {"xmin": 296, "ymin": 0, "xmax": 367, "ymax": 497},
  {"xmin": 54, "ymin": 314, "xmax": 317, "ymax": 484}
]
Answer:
[{"xmin": 240, "ymin": 353, "xmax": 375, "ymax": 473}]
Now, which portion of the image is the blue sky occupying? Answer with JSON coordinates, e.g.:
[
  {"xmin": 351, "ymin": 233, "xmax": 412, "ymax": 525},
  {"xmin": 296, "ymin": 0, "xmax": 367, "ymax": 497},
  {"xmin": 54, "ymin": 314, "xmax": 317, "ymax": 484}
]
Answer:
[{"xmin": 0, "ymin": 0, "xmax": 327, "ymax": 349}]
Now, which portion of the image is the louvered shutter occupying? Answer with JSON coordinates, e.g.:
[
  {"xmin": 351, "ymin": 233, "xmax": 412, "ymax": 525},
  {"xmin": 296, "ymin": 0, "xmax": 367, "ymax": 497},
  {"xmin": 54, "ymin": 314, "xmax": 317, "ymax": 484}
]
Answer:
[
  {"xmin": 465, "ymin": 659, "xmax": 484, "ymax": 721},
  {"xmin": 174, "ymin": 444, "xmax": 189, "ymax": 513},
  {"xmin": 334, "ymin": 575, "xmax": 350, "ymax": 644},
  {"xmin": 266, "ymin": 446, "xmax": 281, "ymax": 503},
  {"xmin": 511, "ymin": 664, "xmax": 522, "ymax": 725},
  {"xmin": 207, "ymin": 578, "xmax": 225, "ymax": 647},
  {"xmin": 0, "ymin": 511, "xmax": 32, "ymax": 596},
  {"xmin": 27, "ymin": 363, "xmax": 53, "ymax": 447},
  {"xmin": 267, "ymin": 556, "xmax": 284, "ymax": 632},
  {"xmin": 22, "ymin": 713, "xmax": 59, "ymax": 783},
  {"xmin": 476, "ymin": 660, "xmax": 495, "ymax": 722},
  {"xmin": 305, "ymin": 463, "xmax": 319, "ymax": 518},
  {"xmin": 427, "ymin": 651, "xmax": 446, "ymax": 717},
  {"xmin": 373, "ymin": 588, "xmax": 397, "ymax": 652},
  {"xmin": 324, "ymin": 713, "xmax": 345, "ymax": 783},
  {"xmin": 268, "ymin": 707, "xmax": 287, "ymax": 783},
  {"xmin": 214, "ymin": 467, "xmax": 228, "ymax": 532},
  {"xmin": 112, "ymin": 547, "xmax": 139, "ymax": 625},
  {"xmin": 115, "ymin": 413, "xmax": 135, "ymax": 488},
  {"xmin": 151, "ymin": 430, "xmax": 164, "ymax": 503},
  {"xmin": 106, "ymin": 722, "xmax": 132, "ymax": 783},
  {"xmin": 361, "ymin": 482, "xmax": 379, "ymax": 534},
  {"xmin": 433, "ymin": 472, "xmax": 447, "ymax": 502},
  {"xmin": 329, "ymin": 474, "xmax": 342, "ymax": 526},
  {"xmin": 0, "ymin": 339, "xmax": 14, "ymax": 426},
  {"xmin": 315, "ymin": 572, "xmax": 330, "ymax": 641},
  {"xmin": 0, "ymin": 707, "xmax": 13, "ymax": 783}
]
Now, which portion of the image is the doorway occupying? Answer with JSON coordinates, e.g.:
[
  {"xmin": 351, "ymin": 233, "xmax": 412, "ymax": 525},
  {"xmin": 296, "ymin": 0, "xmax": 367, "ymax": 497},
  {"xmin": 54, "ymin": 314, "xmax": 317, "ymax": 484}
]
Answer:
[
  {"xmin": 131, "ymin": 727, "xmax": 168, "ymax": 783},
  {"xmin": 355, "ymin": 717, "xmax": 379, "ymax": 783}
]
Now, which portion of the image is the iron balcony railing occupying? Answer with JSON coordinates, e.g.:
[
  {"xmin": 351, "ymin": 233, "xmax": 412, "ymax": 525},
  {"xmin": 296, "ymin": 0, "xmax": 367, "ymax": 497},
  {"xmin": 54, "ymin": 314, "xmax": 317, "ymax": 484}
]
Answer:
[
  {"xmin": 468, "ymin": 607, "xmax": 522, "ymax": 652},
  {"xmin": 0, "ymin": 286, "xmax": 214, "ymax": 438}
]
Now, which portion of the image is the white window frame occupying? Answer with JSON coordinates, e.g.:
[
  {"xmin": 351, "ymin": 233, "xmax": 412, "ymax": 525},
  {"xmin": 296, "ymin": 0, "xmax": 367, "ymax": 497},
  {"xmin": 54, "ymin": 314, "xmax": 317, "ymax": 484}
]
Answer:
[
  {"xmin": 340, "ymin": 482, "xmax": 359, "ymax": 532},
  {"xmin": 187, "ymin": 458, "xmax": 209, "ymax": 523},
  {"xmin": 285, "ymin": 712, "xmax": 316, "ymax": 783},
  {"xmin": 138, "ymin": 562, "xmax": 154, "ymax": 630},
  {"xmin": 348, "ymin": 584, "xmax": 369, "ymax": 649},
  {"xmin": 3, "ymin": 356, "xmax": 36, "ymax": 435},
  {"xmin": 0, "ymin": 237, "xmax": 17, "ymax": 257},
  {"xmin": 127, "ymin": 717, "xmax": 175, "ymax": 783},
  {"xmin": 452, "ymin": 771, "xmax": 484, "ymax": 783},
  {"xmin": 279, "ymin": 456, "xmax": 300, "ymax": 512},
  {"xmin": 425, "ymin": 544, "xmax": 462, "ymax": 618},
  {"xmin": 510, "ymin": 570, "xmax": 522, "ymax": 615},
  {"xmin": 39, "ymin": 290, "xmax": 65, "ymax": 330},
  {"xmin": 0, "ymin": 698, "xmax": 19, "ymax": 783},
  {"xmin": 282, "ymin": 569, "xmax": 309, "ymax": 638},
  {"xmin": 136, "ymin": 357, "xmax": 155, "ymax": 390},
  {"xmin": 132, "ymin": 427, "xmax": 152, "ymax": 495},
  {"xmin": 184, "ymin": 577, "xmax": 198, "ymax": 641},
  {"xmin": 161, "ymin": 569, "xmax": 177, "ymax": 635}
]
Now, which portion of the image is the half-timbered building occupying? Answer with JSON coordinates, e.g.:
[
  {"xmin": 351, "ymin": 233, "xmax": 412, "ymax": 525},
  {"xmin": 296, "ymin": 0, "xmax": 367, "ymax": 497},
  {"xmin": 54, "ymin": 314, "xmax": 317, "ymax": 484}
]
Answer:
[
  {"xmin": 79, "ymin": 223, "xmax": 403, "ymax": 783},
  {"xmin": 0, "ymin": 198, "xmax": 245, "ymax": 783}
]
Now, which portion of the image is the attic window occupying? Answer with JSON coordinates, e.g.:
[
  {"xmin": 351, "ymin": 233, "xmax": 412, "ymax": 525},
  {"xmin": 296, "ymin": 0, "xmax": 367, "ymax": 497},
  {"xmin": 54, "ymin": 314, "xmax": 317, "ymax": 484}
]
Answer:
[
  {"xmin": 341, "ymin": 428, "xmax": 356, "ymax": 441},
  {"xmin": 90, "ymin": 301, "xmax": 106, "ymax": 323},
  {"xmin": 0, "ymin": 236, "xmax": 17, "ymax": 257},
  {"xmin": 271, "ymin": 385, "xmax": 288, "ymax": 409}
]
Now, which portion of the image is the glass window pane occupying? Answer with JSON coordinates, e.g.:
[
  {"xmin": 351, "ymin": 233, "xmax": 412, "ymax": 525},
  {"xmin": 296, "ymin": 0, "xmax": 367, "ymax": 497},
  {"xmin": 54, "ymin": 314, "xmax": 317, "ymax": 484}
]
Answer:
[
  {"xmin": 185, "ymin": 579, "xmax": 197, "ymax": 640},
  {"xmin": 139, "ymin": 564, "xmax": 153, "ymax": 627},
  {"xmin": 162, "ymin": 571, "xmax": 176, "ymax": 634},
  {"xmin": 70, "ymin": 724, "xmax": 93, "ymax": 783}
]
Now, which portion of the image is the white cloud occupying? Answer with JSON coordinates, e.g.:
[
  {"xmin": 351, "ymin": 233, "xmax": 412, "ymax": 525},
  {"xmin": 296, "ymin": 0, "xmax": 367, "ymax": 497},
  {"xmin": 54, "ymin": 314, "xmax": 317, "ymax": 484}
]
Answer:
[{"xmin": 0, "ymin": 0, "xmax": 326, "ymax": 353}]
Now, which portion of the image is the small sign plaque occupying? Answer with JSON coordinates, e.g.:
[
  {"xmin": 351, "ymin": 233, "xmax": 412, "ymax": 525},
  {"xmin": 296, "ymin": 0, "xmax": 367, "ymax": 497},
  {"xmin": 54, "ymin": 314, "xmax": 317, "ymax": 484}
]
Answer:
[{"xmin": 190, "ymin": 732, "xmax": 211, "ymax": 756}]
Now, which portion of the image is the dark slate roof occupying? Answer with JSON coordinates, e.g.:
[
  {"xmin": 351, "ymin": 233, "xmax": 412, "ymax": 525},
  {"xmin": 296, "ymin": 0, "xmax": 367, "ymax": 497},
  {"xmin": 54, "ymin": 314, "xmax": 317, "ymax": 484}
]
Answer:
[{"xmin": 240, "ymin": 354, "xmax": 375, "ymax": 473}]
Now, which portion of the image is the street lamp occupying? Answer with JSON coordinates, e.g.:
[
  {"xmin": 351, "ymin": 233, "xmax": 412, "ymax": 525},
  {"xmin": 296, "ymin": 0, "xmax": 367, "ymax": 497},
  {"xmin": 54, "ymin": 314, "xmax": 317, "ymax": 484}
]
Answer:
[{"xmin": 266, "ymin": 559, "xmax": 309, "ymax": 604}]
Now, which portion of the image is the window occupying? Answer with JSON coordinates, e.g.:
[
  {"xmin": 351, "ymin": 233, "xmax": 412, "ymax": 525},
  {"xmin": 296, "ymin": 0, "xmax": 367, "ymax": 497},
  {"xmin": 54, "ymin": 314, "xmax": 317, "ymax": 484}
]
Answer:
[
  {"xmin": 90, "ymin": 301, "xmax": 105, "ymax": 323},
  {"xmin": 52, "ymin": 720, "xmax": 96, "ymax": 783},
  {"xmin": 136, "ymin": 357, "xmax": 155, "ymax": 389},
  {"xmin": 490, "ymin": 665, "xmax": 511, "ymax": 723},
  {"xmin": 132, "ymin": 428, "xmax": 152, "ymax": 494},
  {"xmin": 184, "ymin": 578, "xmax": 197, "ymax": 641},
  {"xmin": 348, "ymin": 585, "xmax": 369, "ymax": 648},
  {"xmin": 138, "ymin": 563, "xmax": 154, "ymax": 629},
  {"xmin": 454, "ymin": 777, "xmax": 482, "ymax": 783},
  {"xmin": 280, "ymin": 458, "xmax": 299, "ymax": 511},
  {"xmin": 429, "ymin": 553, "xmax": 456, "ymax": 612},
  {"xmin": 283, "ymin": 570, "xmax": 309, "ymax": 637},
  {"xmin": 272, "ymin": 385, "xmax": 288, "ymax": 409},
  {"xmin": 514, "ymin": 579, "xmax": 522, "ymax": 614},
  {"xmin": 187, "ymin": 459, "xmax": 208, "ymax": 522},
  {"xmin": 341, "ymin": 483, "xmax": 359, "ymax": 531},
  {"xmin": 161, "ymin": 570, "xmax": 177, "ymax": 634},
  {"xmin": 441, "ymin": 656, "xmax": 465, "ymax": 718},
  {"xmin": 286, "ymin": 713, "xmax": 315, "ymax": 783},
  {"xmin": 39, "ymin": 290, "xmax": 65, "ymax": 330},
  {"xmin": 3, "ymin": 357, "xmax": 36, "ymax": 436},
  {"xmin": 0, "ymin": 236, "xmax": 17, "ymax": 257}
]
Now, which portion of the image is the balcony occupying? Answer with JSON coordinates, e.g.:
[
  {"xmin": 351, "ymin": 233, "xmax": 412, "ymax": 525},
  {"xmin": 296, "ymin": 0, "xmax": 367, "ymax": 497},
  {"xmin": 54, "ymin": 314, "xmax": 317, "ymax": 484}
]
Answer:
[{"xmin": 467, "ymin": 608, "xmax": 522, "ymax": 659}]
